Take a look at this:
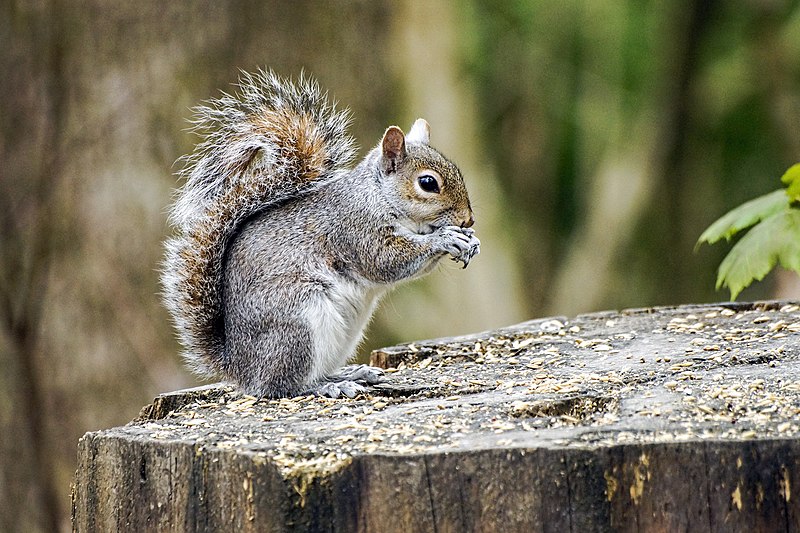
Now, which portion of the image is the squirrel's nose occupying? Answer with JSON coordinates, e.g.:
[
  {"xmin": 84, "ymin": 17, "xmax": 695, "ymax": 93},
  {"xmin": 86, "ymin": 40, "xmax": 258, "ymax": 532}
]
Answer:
[{"xmin": 462, "ymin": 213, "xmax": 475, "ymax": 228}]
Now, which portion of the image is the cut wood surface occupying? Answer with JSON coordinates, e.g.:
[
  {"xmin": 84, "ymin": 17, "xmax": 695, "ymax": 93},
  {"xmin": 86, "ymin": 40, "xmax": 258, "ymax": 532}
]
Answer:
[{"xmin": 73, "ymin": 301, "xmax": 800, "ymax": 532}]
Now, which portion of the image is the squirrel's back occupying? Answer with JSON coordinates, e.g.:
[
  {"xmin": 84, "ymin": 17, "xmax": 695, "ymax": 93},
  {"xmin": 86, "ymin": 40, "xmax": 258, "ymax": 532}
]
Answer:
[{"xmin": 162, "ymin": 70, "xmax": 357, "ymax": 375}]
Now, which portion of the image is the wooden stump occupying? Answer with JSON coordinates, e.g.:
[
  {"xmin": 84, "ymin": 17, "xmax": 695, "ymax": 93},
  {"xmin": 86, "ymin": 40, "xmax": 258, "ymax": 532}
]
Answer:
[{"xmin": 72, "ymin": 301, "xmax": 800, "ymax": 532}]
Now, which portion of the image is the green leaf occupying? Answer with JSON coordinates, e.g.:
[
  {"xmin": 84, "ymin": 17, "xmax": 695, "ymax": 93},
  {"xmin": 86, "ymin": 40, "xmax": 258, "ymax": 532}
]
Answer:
[
  {"xmin": 780, "ymin": 163, "xmax": 800, "ymax": 202},
  {"xmin": 697, "ymin": 189, "xmax": 789, "ymax": 246},
  {"xmin": 716, "ymin": 208, "xmax": 800, "ymax": 299}
]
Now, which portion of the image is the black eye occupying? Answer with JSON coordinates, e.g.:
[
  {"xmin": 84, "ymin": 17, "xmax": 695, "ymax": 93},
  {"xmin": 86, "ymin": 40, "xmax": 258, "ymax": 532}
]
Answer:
[{"xmin": 418, "ymin": 174, "xmax": 440, "ymax": 194}]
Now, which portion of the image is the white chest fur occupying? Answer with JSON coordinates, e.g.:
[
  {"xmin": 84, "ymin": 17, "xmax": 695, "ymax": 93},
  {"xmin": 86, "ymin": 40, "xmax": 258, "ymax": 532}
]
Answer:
[{"xmin": 301, "ymin": 278, "xmax": 386, "ymax": 384}]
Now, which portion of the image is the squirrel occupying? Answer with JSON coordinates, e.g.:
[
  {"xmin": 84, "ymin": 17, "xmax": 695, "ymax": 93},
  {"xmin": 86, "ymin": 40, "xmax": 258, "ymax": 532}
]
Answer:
[{"xmin": 162, "ymin": 69, "xmax": 479, "ymax": 399}]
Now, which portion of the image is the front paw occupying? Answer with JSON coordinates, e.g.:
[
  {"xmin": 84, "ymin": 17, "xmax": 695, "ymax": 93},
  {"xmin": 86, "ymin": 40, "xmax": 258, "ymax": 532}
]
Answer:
[{"xmin": 436, "ymin": 226, "xmax": 481, "ymax": 268}]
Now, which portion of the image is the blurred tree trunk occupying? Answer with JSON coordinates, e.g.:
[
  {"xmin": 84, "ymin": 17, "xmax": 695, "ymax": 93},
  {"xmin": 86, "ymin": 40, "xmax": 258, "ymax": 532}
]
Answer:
[
  {"xmin": 1, "ymin": 2, "xmax": 68, "ymax": 530},
  {"xmin": 549, "ymin": 0, "xmax": 717, "ymax": 315},
  {"xmin": 378, "ymin": 0, "xmax": 527, "ymax": 342}
]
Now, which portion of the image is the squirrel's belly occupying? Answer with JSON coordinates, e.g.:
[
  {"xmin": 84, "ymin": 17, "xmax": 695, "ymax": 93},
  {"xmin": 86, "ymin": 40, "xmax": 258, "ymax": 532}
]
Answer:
[{"xmin": 301, "ymin": 280, "xmax": 386, "ymax": 383}]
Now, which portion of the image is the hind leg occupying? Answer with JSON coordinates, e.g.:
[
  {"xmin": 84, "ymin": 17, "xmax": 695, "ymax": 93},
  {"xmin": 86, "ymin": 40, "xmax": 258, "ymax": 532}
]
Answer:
[
  {"xmin": 301, "ymin": 365, "xmax": 384, "ymax": 399},
  {"xmin": 329, "ymin": 364, "xmax": 384, "ymax": 384},
  {"xmin": 225, "ymin": 311, "xmax": 314, "ymax": 399}
]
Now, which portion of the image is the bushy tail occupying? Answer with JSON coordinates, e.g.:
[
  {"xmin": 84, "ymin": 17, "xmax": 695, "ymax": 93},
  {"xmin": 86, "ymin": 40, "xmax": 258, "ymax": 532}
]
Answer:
[{"xmin": 162, "ymin": 69, "xmax": 356, "ymax": 375}]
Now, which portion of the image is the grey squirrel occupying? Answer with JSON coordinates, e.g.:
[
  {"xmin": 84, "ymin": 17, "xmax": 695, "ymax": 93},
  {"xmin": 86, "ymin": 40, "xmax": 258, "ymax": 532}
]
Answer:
[{"xmin": 162, "ymin": 69, "xmax": 479, "ymax": 398}]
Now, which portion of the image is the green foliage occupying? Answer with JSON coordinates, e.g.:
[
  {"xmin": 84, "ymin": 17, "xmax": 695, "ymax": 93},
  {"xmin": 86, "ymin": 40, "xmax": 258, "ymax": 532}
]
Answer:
[
  {"xmin": 697, "ymin": 189, "xmax": 789, "ymax": 245},
  {"xmin": 781, "ymin": 163, "xmax": 800, "ymax": 202},
  {"xmin": 698, "ymin": 164, "xmax": 800, "ymax": 300}
]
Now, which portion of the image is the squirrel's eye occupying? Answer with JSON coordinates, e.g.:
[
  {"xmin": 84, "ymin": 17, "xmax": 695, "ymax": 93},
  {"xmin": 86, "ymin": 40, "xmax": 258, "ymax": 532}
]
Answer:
[{"xmin": 418, "ymin": 174, "xmax": 440, "ymax": 194}]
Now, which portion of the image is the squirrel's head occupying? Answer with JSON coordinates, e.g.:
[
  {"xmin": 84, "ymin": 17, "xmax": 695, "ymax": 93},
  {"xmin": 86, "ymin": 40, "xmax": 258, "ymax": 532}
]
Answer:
[{"xmin": 378, "ymin": 119, "xmax": 474, "ymax": 234}]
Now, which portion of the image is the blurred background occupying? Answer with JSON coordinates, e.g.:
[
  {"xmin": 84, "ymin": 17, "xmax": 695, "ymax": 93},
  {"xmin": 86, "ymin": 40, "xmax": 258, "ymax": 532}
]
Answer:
[{"xmin": 2, "ymin": 0, "xmax": 799, "ymax": 530}]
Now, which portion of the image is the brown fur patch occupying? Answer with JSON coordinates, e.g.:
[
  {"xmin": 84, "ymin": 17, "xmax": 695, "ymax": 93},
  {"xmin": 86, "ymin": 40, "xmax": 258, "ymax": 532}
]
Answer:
[{"xmin": 253, "ymin": 109, "xmax": 328, "ymax": 182}]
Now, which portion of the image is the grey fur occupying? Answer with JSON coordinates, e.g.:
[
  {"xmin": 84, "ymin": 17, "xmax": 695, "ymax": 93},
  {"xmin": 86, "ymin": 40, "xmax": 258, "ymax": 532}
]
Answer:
[{"xmin": 162, "ymin": 70, "xmax": 479, "ymax": 398}]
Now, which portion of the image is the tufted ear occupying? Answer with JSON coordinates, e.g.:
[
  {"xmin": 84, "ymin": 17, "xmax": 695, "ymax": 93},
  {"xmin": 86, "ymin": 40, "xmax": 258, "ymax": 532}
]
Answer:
[
  {"xmin": 381, "ymin": 126, "xmax": 406, "ymax": 173},
  {"xmin": 406, "ymin": 118, "xmax": 430, "ymax": 145}
]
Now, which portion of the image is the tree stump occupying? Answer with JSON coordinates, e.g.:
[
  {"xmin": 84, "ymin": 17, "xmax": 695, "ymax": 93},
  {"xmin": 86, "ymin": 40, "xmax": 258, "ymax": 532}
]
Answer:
[{"xmin": 72, "ymin": 301, "xmax": 800, "ymax": 532}]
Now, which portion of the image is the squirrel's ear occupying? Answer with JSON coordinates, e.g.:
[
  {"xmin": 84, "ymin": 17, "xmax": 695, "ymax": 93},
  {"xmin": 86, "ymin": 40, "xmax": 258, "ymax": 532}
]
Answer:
[
  {"xmin": 381, "ymin": 126, "xmax": 406, "ymax": 173},
  {"xmin": 406, "ymin": 118, "xmax": 430, "ymax": 145}
]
